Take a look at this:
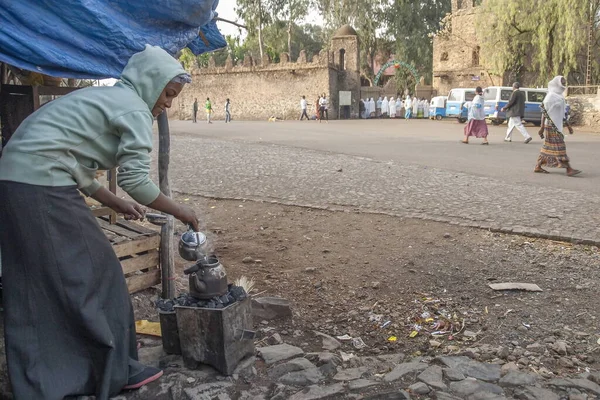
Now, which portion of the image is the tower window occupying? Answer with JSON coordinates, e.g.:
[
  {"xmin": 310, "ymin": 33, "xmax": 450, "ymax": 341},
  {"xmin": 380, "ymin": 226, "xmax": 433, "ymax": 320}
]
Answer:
[
  {"xmin": 472, "ymin": 46, "xmax": 480, "ymax": 66},
  {"xmin": 339, "ymin": 49, "xmax": 346, "ymax": 70},
  {"xmin": 441, "ymin": 52, "xmax": 449, "ymax": 62}
]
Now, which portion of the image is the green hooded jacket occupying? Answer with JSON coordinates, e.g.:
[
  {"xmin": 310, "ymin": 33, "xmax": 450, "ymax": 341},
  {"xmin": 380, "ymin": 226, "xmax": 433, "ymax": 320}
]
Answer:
[{"xmin": 0, "ymin": 45, "xmax": 186, "ymax": 205}]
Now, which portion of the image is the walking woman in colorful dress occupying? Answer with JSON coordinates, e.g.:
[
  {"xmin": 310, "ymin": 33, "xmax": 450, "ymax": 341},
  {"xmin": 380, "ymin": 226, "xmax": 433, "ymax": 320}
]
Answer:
[
  {"xmin": 534, "ymin": 76, "xmax": 581, "ymax": 177},
  {"xmin": 0, "ymin": 45, "xmax": 199, "ymax": 399},
  {"xmin": 461, "ymin": 86, "xmax": 489, "ymax": 145}
]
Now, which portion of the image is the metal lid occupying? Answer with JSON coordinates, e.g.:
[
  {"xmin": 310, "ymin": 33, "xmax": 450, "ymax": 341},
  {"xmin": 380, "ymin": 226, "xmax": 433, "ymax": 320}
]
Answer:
[{"xmin": 181, "ymin": 230, "xmax": 207, "ymax": 247}]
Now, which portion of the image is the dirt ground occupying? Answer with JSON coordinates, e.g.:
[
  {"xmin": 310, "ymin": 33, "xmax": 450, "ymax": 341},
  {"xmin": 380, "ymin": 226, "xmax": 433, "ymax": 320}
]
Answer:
[{"xmin": 132, "ymin": 194, "xmax": 600, "ymax": 377}]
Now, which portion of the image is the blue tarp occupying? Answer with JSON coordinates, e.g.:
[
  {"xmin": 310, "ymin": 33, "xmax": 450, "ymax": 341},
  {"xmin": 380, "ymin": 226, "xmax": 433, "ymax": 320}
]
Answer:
[{"xmin": 0, "ymin": 0, "xmax": 227, "ymax": 79}]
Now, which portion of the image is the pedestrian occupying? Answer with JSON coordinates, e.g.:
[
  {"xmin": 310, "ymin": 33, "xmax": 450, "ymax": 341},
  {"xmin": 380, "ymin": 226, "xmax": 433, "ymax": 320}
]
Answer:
[
  {"xmin": 381, "ymin": 96, "xmax": 389, "ymax": 118},
  {"xmin": 319, "ymin": 94, "xmax": 328, "ymax": 123},
  {"xmin": 369, "ymin": 98, "xmax": 375, "ymax": 118},
  {"xmin": 376, "ymin": 96, "xmax": 382, "ymax": 117},
  {"xmin": 395, "ymin": 97, "xmax": 403, "ymax": 118},
  {"xmin": 300, "ymin": 95, "xmax": 309, "ymax": 120},
  {"xmin": 404, "ymin": 95, "xmax": 413, "ymax": 119},
  {"xmin": 534, "ymin": 76, "xmax": 581, "ymax": 176},
  {"xmin": 423, "ymin": 98, "xmax": 430, "ymax": 119},
  {"xmin": 501, "ymin": 82, "xmax": 531, "ymax": 143},
  {"xmin": 225, "ymin": 98, "xmax": 231, "ymax": 123},
  {"xmin": 389, "ymin": 97, "xmax": 396, "ymax": 118},
  {"xmin": 412, "ymin": 96, "xmax": 419, "ymax": 118},
  {"xmin": 192, "ymin": 97, "xmax": 198, "ymax": 123},
  {"xmin": 205, "ymin": 97, "xmax": 213, "ymax": 124},
  {"xmin": 461, "ymin": 86, "xmax": 489, "ymax": 145},
  {"xmin": 0, "ymin": 45, "xmax": 199, "ymax": 400},
  {"xmin": 315, "ymin": 95, "xmax": 321, "ymax": 120},
  {"xmin": 359, "ymin": 98, "xmax": 366, "ymax": 119}
]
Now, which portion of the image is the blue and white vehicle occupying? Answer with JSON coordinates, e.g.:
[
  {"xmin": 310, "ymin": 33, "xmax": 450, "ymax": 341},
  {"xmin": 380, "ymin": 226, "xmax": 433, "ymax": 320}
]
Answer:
[
  {"xmin": 445, "ymin": 88, "xmax": 476, "ymax": 123},
  {"xmin": 483, "ymin": 86, "xmax": 570, "ymax": 126},
  {"xmin": 429, "ymin": 96, "xmax": 447, "ymax": 120}
]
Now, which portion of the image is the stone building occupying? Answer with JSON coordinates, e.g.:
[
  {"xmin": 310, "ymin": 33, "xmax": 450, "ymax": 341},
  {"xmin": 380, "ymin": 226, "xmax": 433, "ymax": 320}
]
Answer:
[
  {"xmin": 432, "ymin": 0, "xmax": 502, "ymax": 96},
  {"xmin": 173, "ymin": 25, "xmax": 361, "ymax": 121}
]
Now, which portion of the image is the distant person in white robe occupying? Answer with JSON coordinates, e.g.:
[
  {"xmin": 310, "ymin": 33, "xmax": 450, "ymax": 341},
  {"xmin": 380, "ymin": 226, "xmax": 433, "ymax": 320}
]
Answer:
[
  {"xmin": 423, "ymin": 99, "xmax": 430, "ymax": 118},
  {"xmin": 369, "ymin": 98, "xmax": 376, "ymax": 118},
  {"xmin": 381, "ymin": 97, "xmax": 389, "ymax": 118},
  {"xmin": 389, "ymin": 97, "xmax": 396, "ymax": 118},
  {"xmin": 412, "ymin": 96, "xmax": 419, "ymax": 118},
  {"xmin": 376, "ymin": 96, "xmax": 383, "ymax": 117},
  {"xmin": 396, "ymin": 97, "xmax": 403, "ymax": 118},
  {"xmin": 404, "ymin": 96, "xmax": 413, "ymax": 119}
]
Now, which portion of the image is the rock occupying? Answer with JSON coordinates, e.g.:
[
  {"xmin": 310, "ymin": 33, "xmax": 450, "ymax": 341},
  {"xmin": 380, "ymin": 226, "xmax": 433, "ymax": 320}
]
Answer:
[
  {"xmin": 418, "ymin": 365, "xmax": 447, "ymax": 390},
  {"xmin": 258, "ymin": 344, "xmax": 304, "ymax": 365},
  {"xmin": 348, "ymin": 379, "xmax": 378, "ymax": 391},
  {"xmin": 548, "ymin": 378, "xmax": 600, "ymax": 395},
  {"xmin": 550, "ymin": 340, "xmax": 568, "ymax": 355},
  {"xmin": 242, "ymin": 256, "xmax": 254, "ymax": 263},
  {"xmin": 371, "ymin": 281, "xmax": 381, "ymax": 289},
  {"xmin": 517, "ymin": 357, "xmax": 529, "ymax": 366},
  {"xmin": 361, "ymin": 391, "xmax": 411, "ymax": 400},
  {"xmin": 589, "ymin": 372, "xmax": 600, "ymax": 385},
  {"xmin": 279, "ymin": 368, "xmax": 324, "ymax": 386},
  {"xmin": 233, "ymin": 356, "xmax": 257, "ymax": 379},
  {"xmin": 500, "ymin": 362, "xmax": 519, "ymax": 376},
  {"xmin": 467, "ymin": 393, "xmax": 506, "ymax": 400},
  {"xmin": 268, "ymin": 333, "xmax": 283, "ymax": 345},
  {"xmin": 384, "ymin": 361, "xmax": 428, "ymax": 382},
  {"xmin": 408, "ymin": 382, "xmax": 431, "ymax": 394},
  {"xmin": 376, "ymin": 353, "xmax": 405, "ymax": 364},
  {"xmin": 444, "ymin": 233, "xmax": 452, "ymax": 238},
  {"xmin": 438, "ymin": 356, "xmax": 501, "ymax": 382},
  {"xmin": 313, "ymin": 331, "xmax": 341, "ymax": 351},
  {"xmin": 318, "ymin": 361, "xmax": 338, "ymax": 378},
  {"xmin": 184, "ymin": 382, "xmax": 233, "ymax": 400},
  {"xmin": 513, "ymin": 387, "xmax": 560, "ymax": 400},
  {"xmin": 525, "ymin": 343, "xmax": 545, "ymax": 354},
  {"xmin": 449, "ymin": 378, "xmax": 504, "ymax": 397},
  {"xmin": 559, "ymin": 357, "xmax": 575, "ymax": 368},
  {"xmin": 333, "ymin": 367, "xmax": 368, "ymax": 381},
  {"xmin": 499, "ymin": 371, "xmax": 538, "ymax": 387},
  {"xmin": 288, "ymin": 383, "xmax": 345, "ymax": 400},
  {"xmin": 268, "ymin": 357, "xmax": 315, "ymax": 379},
  {"xmin": 306, "ymin": 352, "xmax": 342, "ymax": 366},
  {"xmin": 497, "ymin": 347, "xmax": 510, "ymax": 360},
  {"xmin": 252, "ymin": 297, "xmax": 292, "ymax": 320},
  {"xmin": 430, "ymin": 340, "xmax": 442, "ymax": 348},
  {"xmin": 568, "ymin": 395, "xmax": 587, "ymax": 400},
  {"xmin": 305, "ymin": 267, "xmax": 317, "ymax": 273},
  {"xmin": 444, "ymin": 368, "xmax": 466, "ymax": 381}
]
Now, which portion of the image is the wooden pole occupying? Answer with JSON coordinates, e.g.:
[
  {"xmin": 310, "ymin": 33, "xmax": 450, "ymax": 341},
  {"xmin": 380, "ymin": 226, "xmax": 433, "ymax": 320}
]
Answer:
[{"xmin": 157, "ymin": 112, "xmax": 176, "ymax": 299}]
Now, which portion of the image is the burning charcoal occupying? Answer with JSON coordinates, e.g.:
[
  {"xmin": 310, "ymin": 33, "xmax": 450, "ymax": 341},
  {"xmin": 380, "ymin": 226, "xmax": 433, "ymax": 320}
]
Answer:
[{"xmin": 230, "ymin": 286, "xmax": 248, "ymax": 301}]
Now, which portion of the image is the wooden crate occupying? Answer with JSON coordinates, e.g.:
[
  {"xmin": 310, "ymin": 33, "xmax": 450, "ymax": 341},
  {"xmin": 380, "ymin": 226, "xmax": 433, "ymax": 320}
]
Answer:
[{"xmin": 98, "ymin": 217, "xmax": 161, "ymax": 293}]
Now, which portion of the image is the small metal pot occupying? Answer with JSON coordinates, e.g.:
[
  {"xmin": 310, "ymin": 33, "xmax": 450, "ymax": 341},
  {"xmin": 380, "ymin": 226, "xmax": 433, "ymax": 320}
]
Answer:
[{"xmin": 178, "ymin": 229, "xmax": 209, "ymax": 261}]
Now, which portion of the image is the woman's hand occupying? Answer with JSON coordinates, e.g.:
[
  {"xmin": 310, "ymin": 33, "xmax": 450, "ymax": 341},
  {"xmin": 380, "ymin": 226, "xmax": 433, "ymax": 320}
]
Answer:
[
  {"xmin": 538, "ymin": 128, "xmax": 545, "ymax": 139},
  {"xmin": 175, "ymin": 205, "xmax": 199, "ymax": 231},
  {"xmin": 567, "ymin": 125, "xmax": 574, "ymax": 135},
  {"xmin": 112, "ymin": 198, "xmax": 146, "ymax": 220}
]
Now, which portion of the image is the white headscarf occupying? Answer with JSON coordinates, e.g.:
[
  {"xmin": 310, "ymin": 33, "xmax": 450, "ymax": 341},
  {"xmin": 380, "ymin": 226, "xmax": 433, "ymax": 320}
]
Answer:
[
  {"xmin": 544, "ymin": 76, "xmax": 566, "ymax": 132},
  {"xmin": 382, "ymin": 96, "xmax": 389, "ymax": 113}
]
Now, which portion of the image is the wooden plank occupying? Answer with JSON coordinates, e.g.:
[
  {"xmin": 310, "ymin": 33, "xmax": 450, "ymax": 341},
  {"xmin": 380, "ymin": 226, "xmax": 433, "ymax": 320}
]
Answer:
[
  {"xmin": 121, "ymin": 250, "xmax": 159, "ymax": 275},
  {"xmin": 115, "ymin": 218, "xmax": 157, "ymax": 235},
  {"xmin": 98, "ymin": 218, "xmax": 142, "ymax": 239},
  {"xmin": 92, "ymin": 207, "xmax": 113, "ymax": 217},
  {"xmin": 113, "ymin": 235, "xmax": 160, "ymax": 258},
  {"xmin": 126, "ymin": 269, "xmax": 160, "ymax": 294}
]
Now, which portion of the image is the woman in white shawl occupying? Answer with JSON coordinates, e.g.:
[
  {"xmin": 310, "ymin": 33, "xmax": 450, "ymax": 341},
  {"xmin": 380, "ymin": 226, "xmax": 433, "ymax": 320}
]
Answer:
[
  {"xmin": 423, "ymin": 99, "xmax": 430, "ymax": 118},
  {"xmin": 381, "ymin": 96, "xmax": 389, "ymax": 118},
  {"xmin": 389, "ymin": 97, "xmax": 396, "ymax": 118},
  {"xmin": 412, "ymin": 96, "xmax": 418, "ymax": 118},
  {"xmin": 396, "ymin": 97, "xmax": 403, "ymax": 118},
  {"xmin": 534, "ymin": 76, "xmax": 581, "ymax": 176},
  {"xmin": 404, "ymin": 96, "xmax": 413, "ymax": 119},
  {"xmin": 369, "ymin": 98, "xmax": 376, "ymax": 118},
  {"xmin": 461, "ymin": 86, "xmax": 489, "ymax": 145}
]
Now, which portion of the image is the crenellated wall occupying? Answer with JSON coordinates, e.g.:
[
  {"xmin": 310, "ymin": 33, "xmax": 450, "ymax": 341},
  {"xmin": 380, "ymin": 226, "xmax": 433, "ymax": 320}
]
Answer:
[{"xmin": 171, "ymin": 31, "xmax": 362, "ymax": 121}]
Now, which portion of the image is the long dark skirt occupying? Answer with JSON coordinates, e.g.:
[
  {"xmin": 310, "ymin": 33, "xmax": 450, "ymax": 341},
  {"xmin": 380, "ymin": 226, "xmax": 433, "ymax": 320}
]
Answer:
[
  {"xmin": 464, "ymin": 119, "xmax": 489, "ymax": 138},
  {"xmin": 0, "ymin": 182, "xmax": 139, "ymax": 400}
]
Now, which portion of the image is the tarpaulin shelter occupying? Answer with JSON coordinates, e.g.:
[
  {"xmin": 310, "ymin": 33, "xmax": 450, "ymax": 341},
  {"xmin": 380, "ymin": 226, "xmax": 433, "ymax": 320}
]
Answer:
[{"xmin": 0, "ymin": 0, "xmax": 226, "ymax": 78}]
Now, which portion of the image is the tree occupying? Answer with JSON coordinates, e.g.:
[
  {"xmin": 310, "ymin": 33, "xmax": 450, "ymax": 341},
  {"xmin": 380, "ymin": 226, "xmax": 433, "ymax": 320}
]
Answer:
[
  {"xmin": 384, "ymin": 0, "xmax": 451, "ymax": 87},
  {"xmin": 477, "ymin": 0, "xmax": 600, "ymax": 85},
  {"xmin": 271, "ymin": 0, "xmax": 311, "ymax": 56},
  {"xmin": 236, "ymin": 0, "xmax": 274, "ymax": 59},
  {"xmin": 243, "ymin": 21, "xmax": 325, "ymax": 61}
]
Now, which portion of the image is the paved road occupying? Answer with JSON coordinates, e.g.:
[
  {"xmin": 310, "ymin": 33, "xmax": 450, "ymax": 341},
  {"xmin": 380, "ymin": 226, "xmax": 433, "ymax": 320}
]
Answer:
[{"xmin": 153, "ymin": 119, "xmax": 600, "ymax": 244}]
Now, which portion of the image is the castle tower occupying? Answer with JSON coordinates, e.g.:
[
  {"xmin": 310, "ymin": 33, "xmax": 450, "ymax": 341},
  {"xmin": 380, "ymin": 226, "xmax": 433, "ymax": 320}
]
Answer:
[{"xmin": 329, "ymin": 25, "xmax": 360, "ymax": 118}]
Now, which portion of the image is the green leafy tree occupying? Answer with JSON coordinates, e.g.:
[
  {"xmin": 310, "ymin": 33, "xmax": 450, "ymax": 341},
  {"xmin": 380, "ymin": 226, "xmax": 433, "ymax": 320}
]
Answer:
[
  {"xmin": 236, "ymin": 0, "xmax": 274, "ymax": 59},
  {"xmin": 384, "ymin": 0, "xmax": 451, "ymax": 87},
  {"xmin": 271, "ymin": 0, "xmax": 311, "ymax": 56},
  {"xmin": 244, "ymin": 22, "xmax": 324, "ymax": 61},
  {"xmin": 477, "ymin": 0, "xmax": 600, "ymax": 84}
]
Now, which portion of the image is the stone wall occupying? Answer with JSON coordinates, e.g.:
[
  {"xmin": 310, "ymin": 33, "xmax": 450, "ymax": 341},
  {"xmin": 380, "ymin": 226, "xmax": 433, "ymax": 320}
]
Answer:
[
  {"xmin": 567, "ymin": 93, "xmax": 600, "ymax": 129},
  {"xmin": 432, "ymin": 5, "xmax": 502, "ymax": 95},
  {"xmin": 171, "ymin": 48, "xmax": 359, "ymax": 121}
]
